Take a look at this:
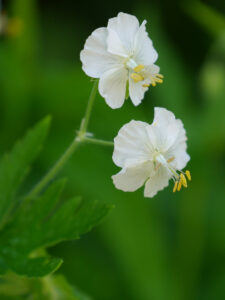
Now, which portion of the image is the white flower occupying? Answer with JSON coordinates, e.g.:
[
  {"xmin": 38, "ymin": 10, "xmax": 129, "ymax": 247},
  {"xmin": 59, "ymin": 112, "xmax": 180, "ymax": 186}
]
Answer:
[
  {"xmin": 112, "ymin": 107, "xmax": 191, "ymax": 197},
  {"xmin": 80, "ymin": 12, "xmax": 162, "ymax": 109}
]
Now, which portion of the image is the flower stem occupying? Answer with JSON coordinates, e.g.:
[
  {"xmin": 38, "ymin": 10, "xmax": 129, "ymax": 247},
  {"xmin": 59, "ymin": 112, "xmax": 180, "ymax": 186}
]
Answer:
[
  {"xmin": 27, "ymin": 80, "xmax": 101, "ymax": 198},
  {"xmin": 28, "ymin": 139, "xmax": 80, "ymax": 198},
  {"xmin": 83, "ymin": 137, "xmax": 114, "ymax": 147},
  {"xmin": 79, "ymin": 79, "xmax": 98, "ymax": 134}
]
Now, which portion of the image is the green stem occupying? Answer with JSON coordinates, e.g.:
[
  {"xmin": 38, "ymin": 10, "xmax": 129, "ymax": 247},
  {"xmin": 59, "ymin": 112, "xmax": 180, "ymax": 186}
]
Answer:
[
  {"xmin": 84, "ymin": 137, "xmax": 114, "ymax": 147},
  {"xmin": 28, "ymin": 139, "xmax": 80, "ymax": 198},
  {"xmin": 28, "ymin": 81, "xmax": 99, "ymax": 198},
  {"xmin": 79, "ymin": 80, "xmax": 98, "ymax": 134}
]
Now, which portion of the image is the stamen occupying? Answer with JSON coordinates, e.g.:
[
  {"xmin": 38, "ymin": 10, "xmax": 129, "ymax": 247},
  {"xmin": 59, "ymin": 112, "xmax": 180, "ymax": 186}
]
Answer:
[
  {"xmin": 185, "ymin": 170, "xmax": 191, "ymax": 181},
  {"xmin": 149, "ymin": 74, "xmax": 164, "ymax": 87},
  {"xmin": 180, "ymin": 173, "xmax": 187, "ymax": 188},
  {"xmin": 173, "ymin": 181, "xmax": 178, "ymax": 193},
  {"xmin": 177, "ymin": 180, "xmax": 182, "ymax": 191},
  {"xmin": 134, "ymin": 64, "xmax": 145, "ymax": 73},
  {"xmin": 167, "ymin": 157, "xmax": 175, "ymax": 163},
  {"xmin": 154, "ymin": 78, "xmax": 163, "ymax": 83},
  {"xmin": 131, "ymin": 73, "xmax": 144, "ymax": 83},
  {"xmin": 142, "ymin": 84, "xmax": 150, "ymax": 88}
]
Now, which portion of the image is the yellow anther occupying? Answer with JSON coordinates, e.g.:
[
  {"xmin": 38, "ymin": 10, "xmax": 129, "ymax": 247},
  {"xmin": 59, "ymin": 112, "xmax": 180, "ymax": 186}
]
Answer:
[
  {"xmin": 156, "ymin": 74, "xmax": 164, "ymax": 79},
  {"xmin": 185, "ymin": 170, "xmax": 191, "ymax": 181},
  {"xmin": 173, "ymin": 181, "xmax": 178, "ymax": 193},
  {"xmin": 180, "ymin": 173, "xmax": 187, "ymax": 188},
  {"xmin": 167, "ymin": 157, "xmax": 175, "ymax": 163},
  {"xmin": 154, "ymin": 78, "xmax": 163, "ymax": 84},
  {"xmin": 134, "ymin": 64, "xmax": 145, "ymax": 73},
  {"xmin": 151, "ymin": 81, "xmax": 156, "ymax": 87},
  {"xmin": 142, "ymin": 84, "xmax": 150, "ymax": 88},
  {"xmin": 177, "ymin": 180, "xmax": 182, "ymax": 191},
  {"xmin": 131, "ymin": 73, "xmax": 144, "ymax": 83}
]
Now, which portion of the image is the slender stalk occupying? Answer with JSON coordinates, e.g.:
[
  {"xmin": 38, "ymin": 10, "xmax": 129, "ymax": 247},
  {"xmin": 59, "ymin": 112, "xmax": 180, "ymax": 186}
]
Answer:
[
  {"xmin": 79, "ymin": 80, "xmax": 98, "ymax": 134},
  {"xmin": 27, "ymin": 80, "xmax": 108, "ymax": 199},
  {"xmin": 28, "ymin": 139, "xmax": 80, "ymax": 198},
  {"xmin": 83, "ymin": 137, "xmax": 114, "ymax": 147}
]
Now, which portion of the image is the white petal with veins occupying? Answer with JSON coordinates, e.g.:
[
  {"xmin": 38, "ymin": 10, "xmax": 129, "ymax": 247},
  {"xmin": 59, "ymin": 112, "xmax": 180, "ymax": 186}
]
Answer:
[
  {"xmin": 80, "ymin": 12, "xmax": 161, "ymax": 108},
  {"xmin": 99, "ymin": 65, "xmax": 128, "ymax": 109},
  {"xmin": 133, "ymin": 21, "xmax": 158, "ymax": 66},
  {"xmin": 80, "ymin": 28, "xmax": 119, "ymax": 78},
  {"xmin": 113, "ymin": 120, "xmax": 153, "ymax": 167},
  {"xmin": 144, "ymin": 167, "xmax": 170, "ymax": 198},
  {"xmin": 107, "ymin": 12, "xmax": 140, "ymax": 54},
  {"xmin": 112, "ymin": 107, "xmax": 191, "ymax": 197},
  {"xmin": 112, "ymin": 161, "xmax": 152, "ymax": 192}
]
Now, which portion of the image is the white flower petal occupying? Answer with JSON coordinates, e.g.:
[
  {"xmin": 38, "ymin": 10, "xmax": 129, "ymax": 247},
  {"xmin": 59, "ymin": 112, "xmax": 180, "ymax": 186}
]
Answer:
[
  {"xmin": 113, "ymin": 120, "xmax": 154, "ymax": 167},
  {"xmin": 170, "ymin": 144, "xmax": 190, "ymax": 170},
  {"xmin": 151, "ymin": 109, "xmax": 189, "ymax": 170},
  {"xmin": 133, "ymin": 21, "xmax": 158, "ymax": 66},
  {"xmin": 80, "ymin": 27, "xmax": 119, "ymax": 78},
  {"xmin": 129, "ymin": 76, "xmax": 148, "ymax": 106},
  {"xmin": 81, "ymin": 13, "xmax": 161, "ymax": 108},
  {"xmin": 153, "ymin": 107, "xmax": 176, "ymax": 127},
  {"xmin": 147, "ymin": 107, "xmax": 183, "ymax": 152},
  {"xmin": 99, "ymin": 65, "xmax": 128, "ymax": 109},
  {"xmin": 107, "ymin": 12, "xmax": 139, "ymax": 55},
  {"xmin": 144, "ymin": 167, "xmax": 171, "ymax": 198},
  {"xmin": 111, "ymin": 107, "xmax": 190, "ymax": 197},
  {"xmin": 145, "ymin": 125, "xmax": 162, "ymax": 150},
  {"xmin": 112, "ymin": 161, "xmax": 152, "ymax": 192},
  {"xmin": 106, "ymin": 28, "xmax": 128, "ymax": 58},
  {"xmin": 144, "ymin": 64, "xmax": 160, "ymax": 78},
  {"xmin": 166, "ymin": 120, "xmax": 190, "ymax": 170}
]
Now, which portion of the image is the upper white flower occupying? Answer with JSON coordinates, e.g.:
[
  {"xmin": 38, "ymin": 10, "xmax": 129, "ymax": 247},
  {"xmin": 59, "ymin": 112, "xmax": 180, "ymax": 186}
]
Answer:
[
  {"xmin": 112, "ymin": 107, "xmax": 191, "ymax": 197},
  {"xmin": 80, "ymin": 12, "xmax": 162, "ymax": 109}
]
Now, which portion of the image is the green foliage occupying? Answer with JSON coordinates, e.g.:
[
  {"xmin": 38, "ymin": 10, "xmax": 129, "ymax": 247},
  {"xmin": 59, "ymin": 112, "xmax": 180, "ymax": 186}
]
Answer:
[
  {"xmin": 0, "ymin": 0, "xmax": 225, "ymax": 299},
  {"xmin": 0, "ymin": 119, "xmax": 111, "ymax": 278},
  {"xmin": 0, "ymin": 116, "xmax": 51, "ymax": 229},
  {"xmin": 182, "ymin": 1, "xmax": 225, "ymax": 36},
  {"xmin": 0, "ymin": 272, "xmax": 92, "ymax": 299}
]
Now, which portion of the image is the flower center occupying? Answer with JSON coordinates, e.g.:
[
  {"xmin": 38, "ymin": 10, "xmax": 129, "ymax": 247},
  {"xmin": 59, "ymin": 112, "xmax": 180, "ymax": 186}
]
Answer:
[
  {"xmin": 154, "ymin": 153, "xmax": 191, "ymax": 193},
  {"xmin": 127, "ymin": 60, "xmax": 163, "ymax": 87},
  {"xmin": 125, "ymin": 58, "xmax": 164, "ymax": 87}
]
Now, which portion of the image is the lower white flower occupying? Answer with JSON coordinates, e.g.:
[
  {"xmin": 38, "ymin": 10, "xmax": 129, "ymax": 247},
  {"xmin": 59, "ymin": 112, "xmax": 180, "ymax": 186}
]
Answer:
[
  {"xmin": 80, "ymin": 12, "xmax": 162, "ymax": 109},
  {"xmin": 112, "ymin": 107, "xmax": 191, "ymax": 197}
]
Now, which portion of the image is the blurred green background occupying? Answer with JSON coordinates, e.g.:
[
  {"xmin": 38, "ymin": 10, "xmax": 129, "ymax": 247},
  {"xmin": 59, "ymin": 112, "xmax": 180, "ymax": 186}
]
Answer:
[{"xmin": 0, "ymin": 0, "xmax": 225, "ymax": 299}]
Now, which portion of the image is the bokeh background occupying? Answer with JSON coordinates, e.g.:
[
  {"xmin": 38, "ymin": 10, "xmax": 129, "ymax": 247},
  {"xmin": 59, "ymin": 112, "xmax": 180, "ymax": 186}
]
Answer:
[{"xmin": 0, "ymin": 0, "xmax": 225, "ymax": 299}]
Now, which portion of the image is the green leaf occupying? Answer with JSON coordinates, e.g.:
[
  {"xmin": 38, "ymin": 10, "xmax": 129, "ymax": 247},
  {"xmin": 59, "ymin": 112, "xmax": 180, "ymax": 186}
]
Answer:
[
  {"xmin": 0, "ymin": 116, "xmax": 51, "ymax": 229},
  {"xmin": 0, "ymin": 116, "xmax": 112, "ymax": 278},
  {"xmin": 0, "ymin": 180, "xmax": 111, "ymax": 277},
  {"xmin": 0, "ymin": 272, "xmax": 92, "ymax": 300},
  {"xmin": 46, "ymin": 275, "xmax": 93, "ymax": 300}
]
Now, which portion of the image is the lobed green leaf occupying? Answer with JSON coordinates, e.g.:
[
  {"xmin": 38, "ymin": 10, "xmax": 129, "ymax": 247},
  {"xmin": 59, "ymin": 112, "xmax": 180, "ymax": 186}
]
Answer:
[
  {"xmin": 0, "ymin": 118, "xmax": 112, "ymax": 278},
  {"xmin": 0, "ymin": 179, "xmax": 111, "ymax": 277},
  {"xmin": 0, "ymin": 116, "xmax": 51, "ymax": 229}
]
